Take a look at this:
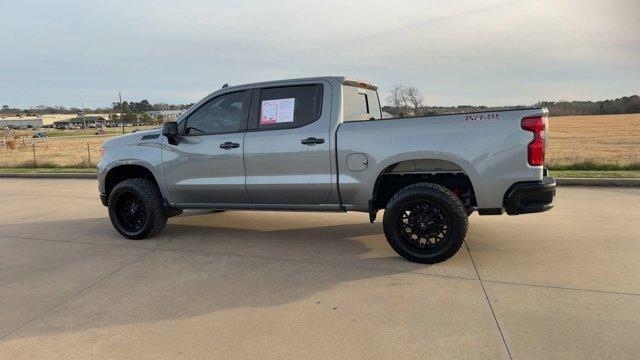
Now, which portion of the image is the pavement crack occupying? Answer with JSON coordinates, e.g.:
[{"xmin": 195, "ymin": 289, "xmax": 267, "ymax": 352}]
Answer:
[
  {"xmin": 465, "ymin": 241, "xmax": 513, "ymax": 360},
  {"xmin": 482, "ymin": 279, "xmax": 640, "ymax": 297}
]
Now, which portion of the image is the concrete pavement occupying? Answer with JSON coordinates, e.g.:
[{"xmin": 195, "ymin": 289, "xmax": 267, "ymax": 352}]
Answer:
[{"xmin": 0, "ymin": 179, "xmax": 638, "ymax": 359}]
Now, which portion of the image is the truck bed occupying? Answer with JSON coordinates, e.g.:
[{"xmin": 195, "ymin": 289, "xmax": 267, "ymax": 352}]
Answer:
[{"xmin": 336, "ymin": 108, "xmax": 548, "ymax": 211}]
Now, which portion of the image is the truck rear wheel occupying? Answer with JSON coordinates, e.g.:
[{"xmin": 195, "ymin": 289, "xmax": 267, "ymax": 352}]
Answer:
[
  {"xmin": 108, "ymin": 178, "xmax": 167, "ymax": 240},
  {"xmin": 383, "ymin": 183, "xmax": 468, "ymax": 264}
]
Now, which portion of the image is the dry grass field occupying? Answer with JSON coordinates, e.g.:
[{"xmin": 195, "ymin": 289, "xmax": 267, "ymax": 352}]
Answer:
[
  {"xmin": 0, "ymin": 136, "xmax": 106, "ymax": 167},
  {"xmin": 547, "ymin": 113, "xmax": 640, "ymax": 167},
  {"xmin": 0, "ymin": 114, "xmax": 638, "ymax": 168},
  {"xmin": 0, "ymin": 126, "xmax": 157, "ymax": 167}
]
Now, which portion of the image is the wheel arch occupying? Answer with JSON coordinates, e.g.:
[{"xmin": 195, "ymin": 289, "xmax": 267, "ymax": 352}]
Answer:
[
  {"xmin": 103, "ymin": 163, "xmax": 162, "ymax": 202},
  {"xmin": 370, "ymin": 157, "xmax": 479, "ymax": 213}
]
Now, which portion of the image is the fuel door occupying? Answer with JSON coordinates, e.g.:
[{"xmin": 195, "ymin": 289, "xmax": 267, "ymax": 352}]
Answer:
[{"xmin": 346, "ymin": 153, "xmax": 368, "ymax": 172}]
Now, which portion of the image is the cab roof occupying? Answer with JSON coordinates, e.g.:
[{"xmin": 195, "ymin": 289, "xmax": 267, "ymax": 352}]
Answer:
[{"xmin": 220, "ymin": 76, "xmax": 377, "ymax": 91}]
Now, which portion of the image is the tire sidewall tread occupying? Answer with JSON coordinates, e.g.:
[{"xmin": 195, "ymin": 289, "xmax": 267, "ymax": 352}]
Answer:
[
  {"xmin": 107, "ymin": 178, "xmax": 167, "ymax": 240},
  {"xmin": 383, "ymin": 182, "xmax": 468, "ymax": 264}
]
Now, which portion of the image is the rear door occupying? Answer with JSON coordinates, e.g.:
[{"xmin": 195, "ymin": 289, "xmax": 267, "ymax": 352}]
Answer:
[
  {"xmin": 162, "ymin": 89, "xmax": 252, "ymax": 204},
  {"xmin": 243, "ymin": 82, "xmax": 333, "ymax": 204}
]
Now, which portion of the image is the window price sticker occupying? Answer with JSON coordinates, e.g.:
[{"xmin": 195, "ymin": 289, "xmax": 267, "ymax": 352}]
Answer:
[{"xmin": 260, "ymin": 98, "xmax": 295, "ymax": 124}]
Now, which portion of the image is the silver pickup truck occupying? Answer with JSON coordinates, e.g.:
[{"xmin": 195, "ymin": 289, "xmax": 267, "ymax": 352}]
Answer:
[{"xmin": 98, "ymin": 76, "xmax": 555, "ymax": 263}]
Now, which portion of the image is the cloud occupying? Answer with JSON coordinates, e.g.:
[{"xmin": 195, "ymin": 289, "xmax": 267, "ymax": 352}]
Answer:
[{"xmin": 0, "ymin": 0, "xmax": 638, "ymax": 107}]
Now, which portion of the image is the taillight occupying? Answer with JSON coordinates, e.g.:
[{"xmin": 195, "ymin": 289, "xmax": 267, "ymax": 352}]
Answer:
[{"xmin": 521, "ymin": 116, "xmax": 547, "ymax": 166}]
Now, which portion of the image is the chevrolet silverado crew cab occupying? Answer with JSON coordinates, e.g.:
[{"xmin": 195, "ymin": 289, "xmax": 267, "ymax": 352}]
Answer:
[{"xmin": 98, "ymin": 76, "xmax": 556, "ymax": 264}]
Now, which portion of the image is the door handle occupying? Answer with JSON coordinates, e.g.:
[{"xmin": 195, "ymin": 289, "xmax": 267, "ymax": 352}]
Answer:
[
  {"xmin": 220, "ymin": 141, "xmax": 240, "ymax": 150},
  {"xmin": 301, "ymin": 137, "xmax": 325, "ymax": 145}
]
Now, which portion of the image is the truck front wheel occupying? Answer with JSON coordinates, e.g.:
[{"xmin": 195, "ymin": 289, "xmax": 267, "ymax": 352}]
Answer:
[
  {"xmin": 383, "ymin": 183, "xmax": 468, "ymax": 264},
  {"xmin": 108, "ymin": 178, "xmax": 167, "ymax": 240}
]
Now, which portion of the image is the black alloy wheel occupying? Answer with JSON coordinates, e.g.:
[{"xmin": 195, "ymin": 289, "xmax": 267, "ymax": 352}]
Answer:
[
  {"xmin": 114, "ymin": 190, "xmax": 147, "ymax": 233},
  {"xmin": 383, "ymin": 182, "xmax": 468, "ymax": 264},
  {"xmin": 397, "ymin": 199, "xmax": 452, "ymax": 253}
]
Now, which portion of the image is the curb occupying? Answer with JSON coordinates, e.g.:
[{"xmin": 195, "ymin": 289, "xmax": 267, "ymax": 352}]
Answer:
[
  {"xmin": 555, "ymin": 178, "xmax": 640, "ymax": 187},
  {"xmin": 0, "ymin": 173, "xmax": 97, "ymax": 179}
]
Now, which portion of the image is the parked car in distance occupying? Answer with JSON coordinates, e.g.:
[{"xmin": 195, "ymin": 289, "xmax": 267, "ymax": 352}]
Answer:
[
  {"xmin": 32, "ymin": 131, "xmax": 47, "ymax": 138},
  {"xmin": 98, "ymin": 76, "xmax": 556, "ymax": 264}
]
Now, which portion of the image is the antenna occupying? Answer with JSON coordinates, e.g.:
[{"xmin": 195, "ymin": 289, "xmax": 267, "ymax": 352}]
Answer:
[{"xmin": 222, "ymin": 83, "xmax": 229, "ymax": 88}]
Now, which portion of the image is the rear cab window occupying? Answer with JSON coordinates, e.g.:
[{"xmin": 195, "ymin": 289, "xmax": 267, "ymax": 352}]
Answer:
[{"xmin": 343, "ymin": 85, "xmax": 382, "ymax": 122}]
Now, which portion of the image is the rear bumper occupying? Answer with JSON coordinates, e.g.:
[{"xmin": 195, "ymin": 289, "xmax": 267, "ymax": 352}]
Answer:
[{"xmin": 504, "ymin": 176, "xmax": 556, "ymax": 215}]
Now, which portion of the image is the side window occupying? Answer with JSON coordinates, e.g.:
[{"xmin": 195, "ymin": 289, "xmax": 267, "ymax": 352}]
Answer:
[
  {"xmin": 343, "ymin": 86, "xmax": 382, "ymax": 122},
  {"xmin": 257, "ymin": 84, "xmax": 323, "ymax": 130},
  {"xmin": 184, "ymin": 90, "xmax": 250, "ymax": 135}
]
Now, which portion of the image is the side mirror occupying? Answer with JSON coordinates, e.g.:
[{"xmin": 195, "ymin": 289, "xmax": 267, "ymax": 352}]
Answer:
[{"xmin": 162, "ymin": 122, "xmax": 179, "ymax": 145}]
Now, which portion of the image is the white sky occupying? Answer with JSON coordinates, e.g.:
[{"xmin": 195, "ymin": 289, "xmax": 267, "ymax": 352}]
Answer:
[{"xmin": 1, "ymin": 0, "xmax": 638, "ymax": 107}]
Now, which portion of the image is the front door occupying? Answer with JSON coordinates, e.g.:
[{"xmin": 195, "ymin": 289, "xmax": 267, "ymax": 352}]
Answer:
[
  {"xmin": 162, "ymin": 89, "xmax": 252, "ymax": 204},
  {"xmin": 243, "ymin": 83, "xmax": 333, "ymax": 204}
]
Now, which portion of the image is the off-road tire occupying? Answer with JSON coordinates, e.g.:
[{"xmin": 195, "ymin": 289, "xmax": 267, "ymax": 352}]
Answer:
[
  {"xmin": 383, "ymin": 182, "xmax": 468, "ymax": 264},
  {"xmin": 108, "ymin": 178, "xmax": 167, "ymax": 239}
]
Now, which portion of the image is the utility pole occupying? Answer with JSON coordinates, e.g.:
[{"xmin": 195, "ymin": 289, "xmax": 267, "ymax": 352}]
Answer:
[
  {"xmin": 81, "ymin": 103, "xmax": 86, "ymax": 129},
  {"xmin": 119, "ymin": 92, "xmax": 124, "ymax": 134}
]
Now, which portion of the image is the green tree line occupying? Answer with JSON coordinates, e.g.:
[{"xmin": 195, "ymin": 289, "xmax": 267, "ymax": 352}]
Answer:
[
  {"xmin": 0, "ymin": 100, "xmax": 194, "ymax": 117},
  {"xmin": 383, "ymin": 95, "xmax": 640, "ymax": 118},
  {"xmin": 382, "ymin": 86, "xmax": 640, "ymax": 117},
  {"xmin": 537, "ymin": 95, "xmax": 640, "ymax": 116},
  {"xmin": 3, "ymin": 94, "xmax": 639, "ymax": 118}
]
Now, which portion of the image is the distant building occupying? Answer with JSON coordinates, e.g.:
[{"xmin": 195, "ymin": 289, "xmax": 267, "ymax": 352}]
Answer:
[
  {"xmin": 0, "ymin": 116, "xmax": 43, "ymax": 128},
  {"xmin": 41, "ymin": 114, "xmax": 78, "ymax": 126},
  {"xmin": 0, "ymin": 113, "xmax": 108, "ymax": 127},
  {"xmin": 53, "ymin": 115, "xmax": 107, "ymax": 128}
]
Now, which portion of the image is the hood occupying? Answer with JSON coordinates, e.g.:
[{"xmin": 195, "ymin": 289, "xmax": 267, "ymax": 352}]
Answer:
[{"xmin": 102, "ymin": 128, "xmax": 162, "ymax": 148}]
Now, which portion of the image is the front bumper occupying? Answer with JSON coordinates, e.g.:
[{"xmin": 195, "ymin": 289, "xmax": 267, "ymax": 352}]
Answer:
[
  {"xmin": 504, "ymin": 176, "xmax": 556, "ymax": 215},
  {"xmin": 99, "ymin": 193, "xmax": 108, "ymax": 207}
]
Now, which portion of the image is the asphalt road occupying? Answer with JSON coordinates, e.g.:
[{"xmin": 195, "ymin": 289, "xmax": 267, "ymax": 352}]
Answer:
[{"xmin": 0, "ymin": 179, "xmax": 638, "ymax": 359}]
